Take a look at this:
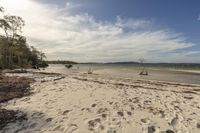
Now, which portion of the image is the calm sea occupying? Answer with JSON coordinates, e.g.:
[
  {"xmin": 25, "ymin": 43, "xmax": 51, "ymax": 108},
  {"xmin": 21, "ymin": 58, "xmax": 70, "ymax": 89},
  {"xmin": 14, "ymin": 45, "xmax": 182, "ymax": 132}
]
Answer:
[{"xmin": 47, "ymin": 64, "xmax": 200, "ymax": 85}]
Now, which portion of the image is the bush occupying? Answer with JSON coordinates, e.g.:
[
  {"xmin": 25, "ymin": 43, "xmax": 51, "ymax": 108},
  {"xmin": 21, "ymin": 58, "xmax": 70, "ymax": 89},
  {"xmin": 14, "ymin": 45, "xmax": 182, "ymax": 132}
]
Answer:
[{"xmin": 38, "ymin": 61, "xmax": 49, "ymax": 68}]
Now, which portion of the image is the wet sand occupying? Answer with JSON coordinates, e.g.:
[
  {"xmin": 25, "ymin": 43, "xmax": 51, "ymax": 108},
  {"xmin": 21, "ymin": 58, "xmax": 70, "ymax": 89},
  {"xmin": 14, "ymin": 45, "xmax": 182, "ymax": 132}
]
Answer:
[{"xmin": 1, "ymin": 69, "xmax": 200, "ymax": 133}]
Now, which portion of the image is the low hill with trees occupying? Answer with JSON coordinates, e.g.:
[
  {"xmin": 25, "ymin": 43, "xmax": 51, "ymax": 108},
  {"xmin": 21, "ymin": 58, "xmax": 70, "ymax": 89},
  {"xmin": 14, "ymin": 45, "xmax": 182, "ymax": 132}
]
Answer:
[{"xmin": 47, "ymin": 60, "xmax": 77, "ymax": 64}]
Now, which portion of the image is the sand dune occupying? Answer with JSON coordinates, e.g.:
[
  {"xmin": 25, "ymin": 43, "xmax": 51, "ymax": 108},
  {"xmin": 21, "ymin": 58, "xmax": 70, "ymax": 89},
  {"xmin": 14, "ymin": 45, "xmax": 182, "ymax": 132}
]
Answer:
[{"xmin": 1, "ymin": 71, "xmax": 200, "ymax": 133}]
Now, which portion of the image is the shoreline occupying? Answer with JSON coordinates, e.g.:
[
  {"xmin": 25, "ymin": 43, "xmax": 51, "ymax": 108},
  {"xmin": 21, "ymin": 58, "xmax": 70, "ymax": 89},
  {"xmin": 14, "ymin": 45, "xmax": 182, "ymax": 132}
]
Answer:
[
  {"xmin": 169, "ymin": 69, "xmax": 200, "ymax": 74},
  {"xmin": 1, "ymin": 70, "xmax": 200, "ymax": 132}
]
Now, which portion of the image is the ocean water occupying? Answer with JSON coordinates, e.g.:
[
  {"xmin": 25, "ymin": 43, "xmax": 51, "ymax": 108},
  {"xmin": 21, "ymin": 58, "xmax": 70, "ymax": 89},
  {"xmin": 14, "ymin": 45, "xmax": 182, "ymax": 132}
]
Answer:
[{"xmin": 47, "ymin": 64, "xmax": 200, "ymax": 85}]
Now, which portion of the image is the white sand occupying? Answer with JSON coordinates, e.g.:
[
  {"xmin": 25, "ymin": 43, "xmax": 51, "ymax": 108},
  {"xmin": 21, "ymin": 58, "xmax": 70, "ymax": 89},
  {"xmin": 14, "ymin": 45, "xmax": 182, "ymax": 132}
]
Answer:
[{"xmin": 2, "ymin": 71, "xmax": 200, "ymax": 133}]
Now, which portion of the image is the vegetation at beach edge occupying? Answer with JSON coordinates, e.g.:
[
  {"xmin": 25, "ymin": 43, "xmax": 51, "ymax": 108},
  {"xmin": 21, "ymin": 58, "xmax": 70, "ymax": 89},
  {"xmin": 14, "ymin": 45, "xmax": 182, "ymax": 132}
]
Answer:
[{"xmin": 0, "ymin": 6, "xmax": 48, "ymax": 70}]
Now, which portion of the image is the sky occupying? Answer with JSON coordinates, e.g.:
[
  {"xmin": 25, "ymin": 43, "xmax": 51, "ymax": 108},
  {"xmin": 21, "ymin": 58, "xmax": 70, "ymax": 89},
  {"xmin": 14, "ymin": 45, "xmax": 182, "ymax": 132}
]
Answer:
[{"xmin": 1, "ymin": 0, "xmax": 200, "ymax": 63}]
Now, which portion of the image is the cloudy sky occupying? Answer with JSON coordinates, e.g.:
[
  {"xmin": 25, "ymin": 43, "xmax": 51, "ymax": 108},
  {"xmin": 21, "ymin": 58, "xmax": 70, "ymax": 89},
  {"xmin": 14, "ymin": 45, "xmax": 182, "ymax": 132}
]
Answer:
[{"xmin": 1, "ymin": 0, "xmax": 200, "ymax": 63}]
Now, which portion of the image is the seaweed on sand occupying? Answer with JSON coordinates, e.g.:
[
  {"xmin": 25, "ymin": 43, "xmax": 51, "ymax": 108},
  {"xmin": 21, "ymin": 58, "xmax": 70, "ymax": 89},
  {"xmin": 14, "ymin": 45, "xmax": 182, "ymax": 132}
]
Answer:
[{"xmin": 0, "ymin": 75, "xmax": 34, "ymax": 130}]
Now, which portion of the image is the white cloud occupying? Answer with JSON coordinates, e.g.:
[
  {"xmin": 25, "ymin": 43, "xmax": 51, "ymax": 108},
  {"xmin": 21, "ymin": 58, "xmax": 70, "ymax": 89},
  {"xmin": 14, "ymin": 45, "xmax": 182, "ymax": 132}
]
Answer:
[
  {"xmin": 198, "ymin": 15, "xmax": 200, "ymax": 21},
  {"xmin": 65, "ymin": 2, "xmax": 80, "ymax": 9},
  {"xmin": 115, "ymin": 16, "xmax": 153, "ymax": 30},
  {"xmin": 0, "ymin": 0, "xmax": 198, "ymax": 63}
]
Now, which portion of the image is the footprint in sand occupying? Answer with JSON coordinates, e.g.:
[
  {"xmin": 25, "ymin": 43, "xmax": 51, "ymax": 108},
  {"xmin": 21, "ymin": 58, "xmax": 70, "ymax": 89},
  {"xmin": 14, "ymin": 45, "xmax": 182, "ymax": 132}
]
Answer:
[
  {"xmin": 97, "ymin": 108, "xmax": 109, "ymax": 114},
  {"xmin": 21, "ymin": 97, "xmax": 30, "ymax": 102},
  {"xmin": 127, "ymin": 111, "xmax": 132, "ymax": 116},
  {"xmin": 31, "ymin": 112, "xmax": 44, "ymax": 119},
  {"xmin": 53, "ymin": 125, "xmax": 65, "ymax": 132},
  {"xmin": 197, "ymin": 122, "xmax": 200, "ymax": 128},
  {"xmin": 141, "ymin": 118, "xmax": 150, "ymax": 124},
  {"xmin": 165, "ymin": 130, "xmax": 175, "ymax": 133},
  {"xmin": 86, "ymin": 118, "xmax": 102, "ymax": 131},
  {"xmin": 82, "ymin": 108, "xmax": 92, "ymax": 113},
  {"xmin": 171, "ymin": 115, "xmax": 188, "ymax": 132},
  {"xmin": 46, "ymin": 118, "xmax": 53, "ymax": 122},
  {"xmin": 65, "ymin": 124, "xmax": 78, "ymax": 133},
  {"xmin": 147, "ymin": 126, "xmax": 160, "ymax": 133},
  {"xmin": 117, "ymin": 111, "xmax": 124, "ymax": 117},
  {"xmin": 63, "ymin": 110, "xmax": 72, "ymax": 115},
  {"xmin": 29, "ymin": 123, "xmax": 38, "ymax": 128},
  {"xmin": 101, "ymin": 113, "xmax": 108, "ymax": 119},
  {"xmin": 42, "ymin": 94, "xmax": 48, "ymax": 97},
  {"xmin": 107, "ymin": 128, "xmax": 117, "ymax": 133},
  {"xmin": 91, "ymin": 103, "xmax": 97, "ymax": 108},
  {"xmin": 108, "ymin": 101, "xmax": 113, "ymax": 105}
]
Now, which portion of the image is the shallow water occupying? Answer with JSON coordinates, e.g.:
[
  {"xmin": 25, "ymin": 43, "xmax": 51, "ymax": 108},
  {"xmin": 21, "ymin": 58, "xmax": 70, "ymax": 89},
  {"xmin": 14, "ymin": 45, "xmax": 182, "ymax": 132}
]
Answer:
[{"xmin": 47, "ymin": 64, "xmax": 200, "ymax": 85}]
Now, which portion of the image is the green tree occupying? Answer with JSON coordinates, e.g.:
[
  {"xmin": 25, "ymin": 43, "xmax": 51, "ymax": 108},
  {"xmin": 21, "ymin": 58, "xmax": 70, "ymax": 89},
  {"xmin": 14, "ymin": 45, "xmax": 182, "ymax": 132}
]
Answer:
[
  {"xmin": 3, "ymin": 15, "xmax": 25, "ymax": 68},
  {"xmin": 0, "ymin": 6, "xmax": 48, "ymax": 69}
]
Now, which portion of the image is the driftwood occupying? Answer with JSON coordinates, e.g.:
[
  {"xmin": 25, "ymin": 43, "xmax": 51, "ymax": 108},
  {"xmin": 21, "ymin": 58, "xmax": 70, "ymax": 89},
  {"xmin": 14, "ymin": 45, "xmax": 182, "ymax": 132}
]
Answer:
[
  {"xmin": 88, "ymin": 68, "xmax": 93, "ymax": 74},
  {"xmin": 138, "ymin": 58, "xmax": 149, "ymax": 76},
  {"xmin": 139, "ymin": 70, "xmax": 148, "ymax": 76}
]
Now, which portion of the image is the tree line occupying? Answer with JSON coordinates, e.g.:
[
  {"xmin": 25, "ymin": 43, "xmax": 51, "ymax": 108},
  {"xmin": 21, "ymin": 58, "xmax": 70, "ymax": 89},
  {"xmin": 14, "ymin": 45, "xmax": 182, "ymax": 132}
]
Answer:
[
  {"xmin": 0, "ymin": 6, "xmax": 48, "ymax": 69},
  {"xmin": 47, "ymin": 60, "xmax": 77, "ymax": 64}
]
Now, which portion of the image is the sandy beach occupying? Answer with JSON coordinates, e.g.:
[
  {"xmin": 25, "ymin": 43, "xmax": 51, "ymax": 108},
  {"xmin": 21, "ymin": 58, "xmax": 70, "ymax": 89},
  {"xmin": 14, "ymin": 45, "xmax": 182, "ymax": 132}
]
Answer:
[
  {"xmin": 1, "ymin": 0, "xmax": 200, "ymax": 132},
  {"xmin": 0, "ymin": 69, "xmax": 200, "ymax": 133}
]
